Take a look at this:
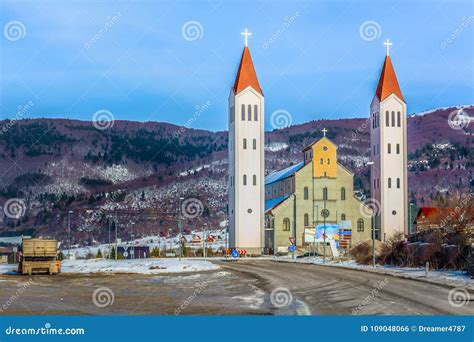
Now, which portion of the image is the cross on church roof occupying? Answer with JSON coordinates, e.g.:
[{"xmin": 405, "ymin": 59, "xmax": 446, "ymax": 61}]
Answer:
[
  {"xmin": 384, "ymin": 39, "xmax": 393, "ymax": 56},
  {"xmin": 322, "ymin": 128, "xmax": 328, "ymax": 137},
  {"xmin": 241, "ymin": 28, "xmax": 252, "ymax": 47}
]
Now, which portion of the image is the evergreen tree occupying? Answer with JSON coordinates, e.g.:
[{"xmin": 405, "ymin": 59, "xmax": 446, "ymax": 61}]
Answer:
[{"xmin": 96, "ymin": 249, "xmax": 103, "ymax": 258}]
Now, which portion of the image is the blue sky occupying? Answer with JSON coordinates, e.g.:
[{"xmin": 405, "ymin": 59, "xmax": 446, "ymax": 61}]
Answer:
[{"xmin": 1, "ymin": 0, "xmax": 473, "ymax": 131}]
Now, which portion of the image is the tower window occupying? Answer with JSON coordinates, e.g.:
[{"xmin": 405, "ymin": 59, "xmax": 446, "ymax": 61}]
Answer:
[
  {"xmin": 357, "ymin": 219, "xmax": 364, "ymax": 232},
  {"xmin": 304, "ymin": 187, "xmax": 309, "ymax": 200},
  {"xmin": 387, "ymin": 143, "xmax": 391, "ymax": 154},
  {"xmin": 397, "ymin": 111, "xmax": 401, "ymax": 127},
  {"xmin": 341, "ymin": 187, "xmax": 346, "ymax": 200},
  {"xmin": 341, "ymin": 214, "xmax": 346, "ymax": 221},
  {"xmin": 243, "ymin": 174, "xmax": 247, "ymax": 185},
  {"xmin": 254, "ymin": 105, "xmax": 258, "ymax": 121},
  {"xmin": 386, "ymin": 111, "xmax": 389, "ymax": 126},
  {"xmin": 243, "ymin": 138, "xmax": 247, "ymax": 149},
  {"xmin": 241, "ymin": 104, "xmax": 245, "ymax": 121},
  {"xmin": 388, "ymin": 177, "xmax": 392, "ymax": 188},
  {"xmin": 253, "ymin": 175, "xmax": 257, "ymax": 186},
  {"xmin": 323, "ymin": 187, "xmax": 328, "ymax": 200},
  {"xmin": 391, "ymin": 111, "xmax": 395, "ymax": 126},
  {"xmin": 396, "ymin": 143, "xmax": 400, "ymax": 154},
  {"xmin": 229, "ymin": 106, "xmax": 234, "ymax": 123},
  {"xmin": 304, "ymin": 213, "xmax": 309, "ymax": 226},
  {"xmin": 283, "ymin": 218, "xmax": 290, "ymax": 231},
  {"xmin": 397, "ymin": 177, "xmax": 400, "ymax": 188},
  {"xmin": 253, "ymin": 138, "xmax": 256, "ymax": 149},
  {"xmin": 248, "ymin": 104, "xmax": 252, "ymax": 121}
]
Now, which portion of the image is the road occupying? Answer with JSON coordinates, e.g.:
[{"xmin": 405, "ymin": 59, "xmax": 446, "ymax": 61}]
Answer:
[{"xmin": 0, "ymin": 260, "xmax": 471, "ymax": 315}]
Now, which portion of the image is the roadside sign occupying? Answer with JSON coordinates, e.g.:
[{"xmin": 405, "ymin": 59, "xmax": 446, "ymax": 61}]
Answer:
[
  {"xmin": 231, "ymin": 249, "xmax": 239, "ymax": 258},
  {"xmin": 12, "ymin": 247, "xmax": 18, "ymax": 252},
  {"xmin": 123, "ymin": 251, "xmax": 129, "ymax": 258},
  {"xmin": 321, "ymin": 208, "xmax": 330, "ymax": 218},
  {"xmin": 288, "ymin": 244, "xmax": 296, "ymax": 253}
]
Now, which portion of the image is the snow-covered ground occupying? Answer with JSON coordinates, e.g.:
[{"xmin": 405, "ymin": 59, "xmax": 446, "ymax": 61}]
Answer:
[
  {"xmin": 61, "ymin": 258, "xmax": 219, "ymax": 274},
  {"xmin": 275, "ymin": 256, "xmax": 474, "ymax": 289},
  {"xmin": 0, "ymin": 264, "xmax": 17, "ymax": 275}
]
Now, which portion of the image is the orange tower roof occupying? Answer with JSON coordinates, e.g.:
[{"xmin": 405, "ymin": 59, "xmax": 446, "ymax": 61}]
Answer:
[
  {"xmin": 233, "ymin": 47, "xmax": 263, "ymax": 96},
  {"xmin": 375, "ymin": 55, "xmax": 404, "ymax": 102}
]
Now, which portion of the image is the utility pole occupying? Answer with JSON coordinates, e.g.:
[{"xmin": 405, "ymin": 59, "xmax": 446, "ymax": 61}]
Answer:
[
  {"xmin": 115, "ymin": 212, "xmax": 118, "ymax": 261},
  {"xmin": 315, "ymin": 205, "xmax": 319, "ymax": 257},
  {"xmin": 203, "ymin": 223, "xmax": 208, "ymax": 259},
  {"xmin": 178, "ymin": 197, "xmax": 184, "ymax": 261},
  {"xmin": 372, "ymin": 210, "xmax": 376, "ymax": 267},
  {"xmin": 67, "ymin": 210, "xmax": 73, "ymax": 259},
  {"xmin": 323, "ymin": 199, "xmax": 327, "ymax": 263}
]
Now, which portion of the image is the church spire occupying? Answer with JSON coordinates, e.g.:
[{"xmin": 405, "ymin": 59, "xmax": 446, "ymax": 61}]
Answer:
[
  {"xmin": 375, "ymin": 40, "xmax": 404, "ymax": 102},
  {"xmin": 232, "ymin": 30, "xmax": 263, "ymax": 96}
]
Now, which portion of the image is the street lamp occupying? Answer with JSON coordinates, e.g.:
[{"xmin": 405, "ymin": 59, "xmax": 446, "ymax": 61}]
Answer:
[
  {"xmin": 67, "ymin": 210, "xmax": 73, "ymax": 259},
  {"xmin": 409, "ymin": 202, "xmax": 414, "ymax": 235},
  {"xmin": 178, "ymin": 197, "xmax": 184, "ymax": 261},
  {"xmin": 203, "ymin": 223, "xmax": 208, "ymax": 259}
]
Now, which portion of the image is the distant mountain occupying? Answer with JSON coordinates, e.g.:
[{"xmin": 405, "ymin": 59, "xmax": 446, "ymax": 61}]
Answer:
[{"xmin": 0, "ymin": 105, "xmax": 472, "ymax": 246}]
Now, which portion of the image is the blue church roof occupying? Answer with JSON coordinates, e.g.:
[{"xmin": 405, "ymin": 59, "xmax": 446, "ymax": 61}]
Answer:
[
  {"xmin": 265, "ymin": 162, "xmax": 304, "ymax": 185},
  {"xmin": 265, "ymin": 195, "xmax": 290, "ymax": 213}
]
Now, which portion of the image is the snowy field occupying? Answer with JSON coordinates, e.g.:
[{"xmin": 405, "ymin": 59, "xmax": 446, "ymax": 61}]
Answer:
[
  {"xmin": 275, "ymin": 256, "xmax": 474, "ymax": 289},
  {"xmin": 60, "ymin": 258, "xmax": 219, "ymax": 274}
]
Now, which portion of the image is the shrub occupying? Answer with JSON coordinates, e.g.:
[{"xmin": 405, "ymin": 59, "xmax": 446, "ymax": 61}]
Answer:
[{"xmin": 350, "ymin": 242, "xmax": 372, "ymax": 265}]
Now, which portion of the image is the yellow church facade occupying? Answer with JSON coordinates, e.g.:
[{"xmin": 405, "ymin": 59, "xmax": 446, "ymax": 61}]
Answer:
[{"xmin": 264, "ymin": 135, "xmax": 372, "ymax": 255}]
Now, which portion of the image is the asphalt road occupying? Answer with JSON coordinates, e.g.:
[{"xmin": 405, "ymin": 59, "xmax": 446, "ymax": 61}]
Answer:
[
  {"xmin": 0, "ymin": 260, "xmax": 471, "ymax": 315},
  {"xmin": 216, "ymin": 260, "xmax": 473, "ymax": 315}
]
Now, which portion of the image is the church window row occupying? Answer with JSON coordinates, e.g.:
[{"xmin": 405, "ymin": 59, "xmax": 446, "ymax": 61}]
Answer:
[
  {"xmin": 385, "ymin": 111, "xmax": 401, "ymax": 127},
  {"xmin": 372, "ymin": 111, "xmax": 380, "ymax": 129},
  {"xmin": 387, "ymin": 143, "xmax": 401, "ymax": 154},
  {"xmin": 242, "ymin": 138, "xmax": 257, "ymax": 150},
  {"xmin": 373, "ymin": 144, "xmax": 379, "ymax": 156},
  {"xmin": 373, "ymin": 178, "xmax": 380, "ymax": 189},
  {"xmin": 241, "ymin": 104, "xmax": 259, "ymax": 121},
  {"xmin": 283, "ymin": 218, "xmax": 291, "ymax": 231},
  {"xmin": 320, "ymin": 158, "xmax": 331, "ymax": 165},
  {"xmin": 387, "ymin": 177, "xmax": 401, "ymax": 189},
  {"xmin": 357, "ymin": 219, "xmax": 364, "ymax": 232},
  {"xmin": 243, "ymin": 174, "xmax": 257, "ymax": 186}
]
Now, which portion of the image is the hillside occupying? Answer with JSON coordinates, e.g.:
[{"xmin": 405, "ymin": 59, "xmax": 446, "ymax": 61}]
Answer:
[{"xmin": 0, "ymin": 105, "xmax": 472, "ymax": 246}]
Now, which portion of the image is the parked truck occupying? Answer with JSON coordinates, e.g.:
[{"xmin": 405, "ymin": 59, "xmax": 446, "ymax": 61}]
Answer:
[{"xmin": 18, "ymin": 238, "xmax": 60, "ymax": 275}]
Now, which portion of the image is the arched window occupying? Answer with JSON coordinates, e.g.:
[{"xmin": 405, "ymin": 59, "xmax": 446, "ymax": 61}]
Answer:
[
  {"xmin": 241, "ymin": 104, "xmax": 245, "ymax": 121},
  {"xmin": 387, "ymin": 143, "xmax": 391, "ymax": 154},
  {"xmin": 320, "ymin": 158, "xmax": 323, "ymax": 165},
  {"xmin": 248, "ymin": 105, "xmax": 252, "ymax": 121},
  {"xmin": 323, "ymin": 187, "xmax": 328, "ymax": 200},
  {"xmin": 243, "ymin": 174, "xmax": 247, "ymax": 185},
  {"xmin": 283, "ymin": 218, "xmax": 290, "ymax": 231},
  {"xmin": 254, "ymin": 105, "xmax": 258, "ymax": 121},
  {"xmin": 386, "ymin": 111, "xmax": 390, "ymax": 126},
  {"xmin": 341, "ymin": 187, "xmax": 346, "ymax": 200},
  {"xmin": 327, "ymin": 158, "xmax": 330, "ymax": 164},
  {"xmin": 357, "ymin": 219, "xmax": 364, "ymax": 232},
  {"xmin": 397, "ymin": 111, "xmax": 401, "ymax": 127},
  {"xmin": 397, "ymin": 177, "xmax": 400, "ymax": 188},
  {"xmin": 243, "ymin": 138, "xmax": 247, "ymax": 149},
  {"xmin": 391, "ymin": 111, "xmax": 395, "ymax": 126},
  {"xmin": 253, "ymin": 175, "xmax": 257, "ymax": 186},
  {"xmin": 304, "ymin": 187, "xmax": 309, "ymax": 200},
  {"xmin": 341, "ymin": 214, "xmax": 346, "ymax": 221},
  {"xmin": 304, "ymin": 213, "xmax": 309, "ymax": 226},
  {"xmin": 388, "ymin": 177, "xmax": 392, "ymax": 188},
  {"xmin": 253, "ymin": 138, "xmax": 256, "ymax": 150},
  {"xmin": 396, "ymin": 143, "xmax": 400, "ymax": 154}
]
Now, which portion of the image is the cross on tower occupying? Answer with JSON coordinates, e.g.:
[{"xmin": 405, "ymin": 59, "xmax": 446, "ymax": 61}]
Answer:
[
  {"xmin": 322, "ymin": 128, "xmax": 328, "ymax": 137},
  {"xmin": 241, "ymin": 28, "xmax": 252, "ymax": 47},
  {"xmin": 384, "ymin": 39, "xmax": 393, "ymax": 56}
]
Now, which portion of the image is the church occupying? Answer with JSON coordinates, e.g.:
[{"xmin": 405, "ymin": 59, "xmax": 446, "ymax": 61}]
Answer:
[{"xmin": 228, "ymin": 31, "xmax": 408, "ymax": 255}]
